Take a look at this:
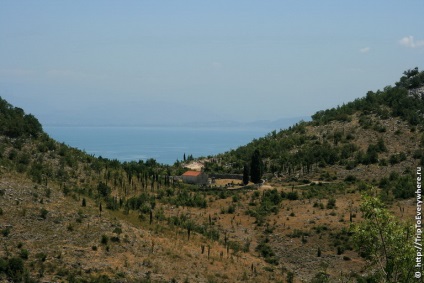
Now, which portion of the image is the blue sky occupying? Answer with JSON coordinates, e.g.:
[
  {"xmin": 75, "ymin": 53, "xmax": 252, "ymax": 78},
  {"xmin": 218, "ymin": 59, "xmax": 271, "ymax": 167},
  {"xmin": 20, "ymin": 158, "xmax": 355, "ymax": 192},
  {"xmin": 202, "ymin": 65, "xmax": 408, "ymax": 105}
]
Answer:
[{"xmin": 1, "ymin": 1, "xmax": 423, "ymax": 126}]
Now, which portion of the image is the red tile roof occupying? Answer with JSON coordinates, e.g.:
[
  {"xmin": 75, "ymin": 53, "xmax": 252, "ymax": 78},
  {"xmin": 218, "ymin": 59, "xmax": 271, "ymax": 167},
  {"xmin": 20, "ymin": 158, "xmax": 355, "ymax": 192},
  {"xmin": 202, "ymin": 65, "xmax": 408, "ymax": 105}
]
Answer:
[{"xmin": 182, "ymin": 171, "xmax": 202, "ymax": 177}]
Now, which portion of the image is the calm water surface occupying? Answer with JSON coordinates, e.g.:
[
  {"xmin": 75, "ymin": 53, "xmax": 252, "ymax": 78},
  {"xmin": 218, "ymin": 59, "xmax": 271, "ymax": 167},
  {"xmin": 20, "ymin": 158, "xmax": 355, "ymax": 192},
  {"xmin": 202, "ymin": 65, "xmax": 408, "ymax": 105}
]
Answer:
[{"xmin": 44, "ymin": 126, "xmax": 272, "ymax": 165}]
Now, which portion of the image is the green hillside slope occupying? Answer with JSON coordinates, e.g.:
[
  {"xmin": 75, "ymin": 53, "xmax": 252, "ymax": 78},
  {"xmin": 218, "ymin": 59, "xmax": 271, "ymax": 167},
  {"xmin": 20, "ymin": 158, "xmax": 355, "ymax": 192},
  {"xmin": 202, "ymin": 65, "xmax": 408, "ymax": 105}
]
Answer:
[
  {"xmin": 0, "ymin": 68, "xmax": 423, "ymax": 282},
  {"xmin": 206, "ymin": 68, "xmax": 423, "ymax": 199}
]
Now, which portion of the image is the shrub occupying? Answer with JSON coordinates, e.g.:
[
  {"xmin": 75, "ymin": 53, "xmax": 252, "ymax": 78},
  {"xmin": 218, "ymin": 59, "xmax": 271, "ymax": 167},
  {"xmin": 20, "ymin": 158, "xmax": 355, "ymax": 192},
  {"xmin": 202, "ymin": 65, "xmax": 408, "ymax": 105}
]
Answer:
[
  {"xmin": 286, "ymin": 272, "xmax": 294, "ymax": 283},
  {"xmin": 311, "ymin": 271, "xmax": 330, "ymax": 283},
  {"xmin": 110, "ymin": 236, "xmax": 120, "ymax": 243},
  {"xmin": 227, "ymin": 204, "xmax": 236, "ymax": 214},
  {"xmin": 40, "ymin": 208, "xmax": 48, "ymax": 219},
  {"xmin": 45, "ymin": 188, "xmax": 51, "ymax": 198},
  {"xmin": 35, "ymin": 252, "xmax": 47, "ymax": 262},
  {"xmin": 6, "ymin": 257, "xmax": 25, "ymax": 281},
  {"xmin": 288, "ymin": 229, "xmax": 310, "ymax": 238},
  {"xmin": 344, "ymin": 175, "xmax": 357, "ymax": 183},
  {"xmin": 286, "ymin": 191, "xmax": 299, "ymax": 200},
  {"xmin": 2, "ymin": 227, "xmax": 10, "ymax": 237},
  {"xmin": 101, "ymin": 235, "xmax": 109, "ymax": 245},
  {"xmin": 255, "ymin": 240, "xmax": 278, "ymax": 265},
  {"xmin": 19, "ymin": 249, "xmax": 29, "ymax": 260},
  {"xmin": 326, "ymin": 198, "xmax": 336, "ymax": 209}
]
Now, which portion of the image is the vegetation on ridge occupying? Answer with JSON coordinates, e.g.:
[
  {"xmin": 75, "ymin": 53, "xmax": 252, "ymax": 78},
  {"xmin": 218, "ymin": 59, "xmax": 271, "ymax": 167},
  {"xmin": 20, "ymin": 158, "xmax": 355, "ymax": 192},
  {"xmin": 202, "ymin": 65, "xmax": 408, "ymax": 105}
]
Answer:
[
  {"xmin": 205, "ymin": 68, "xmax": 423, "ymax": 198},
  {"xmin": 0, "ymin": 68, "xmax": 423, "ymax": 282}
]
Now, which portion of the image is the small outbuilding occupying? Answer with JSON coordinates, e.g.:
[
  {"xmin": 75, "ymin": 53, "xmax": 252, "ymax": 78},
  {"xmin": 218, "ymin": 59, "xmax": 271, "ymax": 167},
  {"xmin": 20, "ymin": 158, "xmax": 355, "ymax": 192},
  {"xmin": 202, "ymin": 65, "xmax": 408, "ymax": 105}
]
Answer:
[{"xmin": 181, "ymin": 171, "xmax": 208, "ymax": 185}]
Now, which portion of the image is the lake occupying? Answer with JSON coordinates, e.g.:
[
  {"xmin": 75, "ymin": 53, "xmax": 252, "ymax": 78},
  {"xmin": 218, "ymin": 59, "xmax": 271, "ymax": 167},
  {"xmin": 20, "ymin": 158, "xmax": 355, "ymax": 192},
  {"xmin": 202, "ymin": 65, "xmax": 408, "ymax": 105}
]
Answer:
[{"xmin": 44, "ymin": 126, "xmax": 274, "ymax": 165}]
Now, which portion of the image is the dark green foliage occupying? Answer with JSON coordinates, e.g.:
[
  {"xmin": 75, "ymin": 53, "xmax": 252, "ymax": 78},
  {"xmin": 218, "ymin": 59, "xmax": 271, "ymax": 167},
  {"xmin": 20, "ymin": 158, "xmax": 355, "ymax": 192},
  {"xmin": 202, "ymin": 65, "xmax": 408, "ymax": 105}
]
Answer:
[
  {"xmin": 226, "ymin": 204, "xmax": 236, "ymax": 214},
  {"xmin": 35, "ymin": 252, "xmax": 47, "ymax": 262},
  {"xmin": 110, "ymin": 236, "xmax": 120, "ymax": 243},
  {"xmin": 202, "ymin": 69, "xmax": 421, "ymax": 179},
  {"xmin": 250, "ymin": 149, "xmax": 263, "ymax": 183},
  {"xmin": 210, "ymin": 69, "xmax": 423, "ymax": 178},
  {"xmin": 97, "ymin": 182, "xmax": 111, "ymax": 198},
  {"xmin": 395, "ymin": 67, "xmax": 424, "ymax": 89},
  {"xmin": 40, "ymin": 208, "xmax": 48, "ymax": 219},
  {"xmin": 329, "ymin": 227, "xmax": 354, "ymax": 255},
  {"xmin": 256, "ymin": 241, "xmax": 274, "ymax": 258},
  {"xmin": 344, "ymin": 175, "xmax": 357, "ymax": 183},
  {"xmin": 286, "ymin": 272, "xmax": 294, "ymax": 283},
  {"xmin": 19, "ymin": 249, "xmax": 29, "ymax": 260},
  {"xmin": 379, "ymin": 171, "xmax": 415, "ymax": 200},
  {"xmin": 91, "ymin": 274, "xmax": 112, "ymax": 283},
  {"xmin": 326, "ymin": 198, "xmax": 336, "ymax": 209},
  {"xmin": 353, "ymin": 196, "xmax": 415, "ymax": 282},
  {"xmin": 285, "ymin": 191, "xmax": 299, "ymax": 200},
  {"xmin": 101, "ymin": 234, "xmax": 109, "ymax": 245},
  {"xmin": 311, "ymin": 271, "xmax": 330, "ymax": 283},
  {"xmin": 255, "ymin": 238, "xmax": 278, "ymax": 265},
  {"xmin": 167, "ymin": 189, "xmax": 207, "ymax": 208},
  {"xmin": 242, "ymin": 163, "xmax": 249, "ymax": 185},
  {"xmin": 0, "ymin": 97, "xmax": 43, "ymax": 138},
  {"xmin": 0, "ymin": 258, "xmax": 7, "ymax": 273},
  {"xmin": 312, "ymin": 225, "xmax": 329, "ymax": 234},
  {"xmin": 105, "ymin": 196, "xmax": 119, "ymax": 210},
  {"xmin": 247, "ymin": 189, "xmax": 282, "ymax": 225},
  {"xmin": 313, "ymin": 69, "xmax": 424, "ymax": 127},
  {"xmin": 127, "ymin": 193, "xmax": 154, "ymax": 211},
  {"xmin": 4, "ymin": 257, "xmax": 25, "ymax": 282},
  {"xmin": 364, "ymin": 145, "xmax": 379, "ymax": 164},
  {"xmin": 376, "ymin": 137, "xmax": 387, "ymax": 152},
  {"xmin": 2, "ymin": 227, "xmax": 10, "ymax": 237},
  {"xmin": 167, "ymin": 213, "xmax": 219, "ymax": 241},
  {"xmin": 287, "ymin": 229, "xmax": 310, "ymax": 238},
  {"xmin": 212, "ymin": 69, "xmax": 424, "ymax": 179}
]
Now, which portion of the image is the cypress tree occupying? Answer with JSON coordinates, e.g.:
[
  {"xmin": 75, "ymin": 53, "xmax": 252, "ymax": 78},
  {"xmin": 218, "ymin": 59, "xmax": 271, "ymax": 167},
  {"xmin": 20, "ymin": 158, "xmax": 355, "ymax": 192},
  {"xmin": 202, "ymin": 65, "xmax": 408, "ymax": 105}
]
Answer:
[
  {"xmin": 242, "ymin": 163, "xmax": 250, "ymax": 185},
  {"xmin": 250, "ymin": 149, "xmax": 263, "ymax": 184}
]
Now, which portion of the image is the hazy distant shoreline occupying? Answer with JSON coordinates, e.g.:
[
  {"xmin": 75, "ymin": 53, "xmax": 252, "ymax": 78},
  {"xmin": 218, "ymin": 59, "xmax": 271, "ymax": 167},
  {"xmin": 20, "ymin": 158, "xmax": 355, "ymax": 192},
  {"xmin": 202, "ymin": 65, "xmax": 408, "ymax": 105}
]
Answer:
[
  {"xmin": 42, "ymin": 116, "xmax": 310, "ymax": 129},
  {"xmin": 44, "ymin": 125, "xmax": 282, "ymax": 165}
]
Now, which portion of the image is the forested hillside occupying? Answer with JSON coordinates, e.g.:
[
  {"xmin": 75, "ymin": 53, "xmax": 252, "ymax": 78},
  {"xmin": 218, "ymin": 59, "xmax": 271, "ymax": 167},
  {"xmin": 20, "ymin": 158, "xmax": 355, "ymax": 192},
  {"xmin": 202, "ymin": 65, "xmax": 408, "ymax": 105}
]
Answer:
[
  {"xmin": 206, "ymin": 68, "xmax": 424, "ymax": 198},
  {"xmin": 0, "ymin": 98, "xmax": 43, "ymax": 139},
  {"xmin": 0, "ymin": 68, "xmax": 423, "ymax": 282}
]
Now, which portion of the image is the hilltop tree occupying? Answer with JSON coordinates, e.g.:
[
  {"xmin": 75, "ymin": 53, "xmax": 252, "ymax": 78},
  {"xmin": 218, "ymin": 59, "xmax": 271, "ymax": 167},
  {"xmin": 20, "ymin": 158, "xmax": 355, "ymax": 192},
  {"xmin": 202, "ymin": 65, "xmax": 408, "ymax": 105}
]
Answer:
[
  {"xmin": 396, "ymin": 67, "xmax": 424, "ymax": 89},
  {"xmin": 0, "ymin": 97, "xmax": 43, "ymax": 138},
  {"xmin": 250, "ymin": 149, "xmax": 263, "ymax": 184}
]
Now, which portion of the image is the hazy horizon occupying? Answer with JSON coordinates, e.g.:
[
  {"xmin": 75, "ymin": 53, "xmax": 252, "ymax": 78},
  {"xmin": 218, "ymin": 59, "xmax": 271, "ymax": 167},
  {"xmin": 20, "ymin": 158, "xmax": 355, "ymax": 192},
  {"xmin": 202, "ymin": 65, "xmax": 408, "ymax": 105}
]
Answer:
[{"xmin": 1, "ymin": 1, "xmax": 423, "ymax": 127}]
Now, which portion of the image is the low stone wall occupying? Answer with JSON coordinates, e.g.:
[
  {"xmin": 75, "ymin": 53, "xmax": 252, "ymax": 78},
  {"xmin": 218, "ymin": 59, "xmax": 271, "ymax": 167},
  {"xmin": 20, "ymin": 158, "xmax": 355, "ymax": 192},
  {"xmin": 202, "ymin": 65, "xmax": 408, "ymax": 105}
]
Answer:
[{"xmin": 209, "ymin": 173, "xmax": 243, "ymax": 180}]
